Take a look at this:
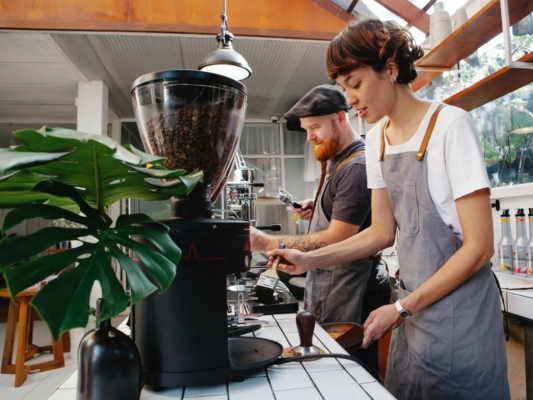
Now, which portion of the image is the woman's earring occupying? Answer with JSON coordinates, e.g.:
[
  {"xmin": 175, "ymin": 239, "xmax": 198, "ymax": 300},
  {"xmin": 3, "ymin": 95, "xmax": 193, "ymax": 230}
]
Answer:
[{"xmin": 391, "ymin": 76, "xmax": 397, "ymax": 86}]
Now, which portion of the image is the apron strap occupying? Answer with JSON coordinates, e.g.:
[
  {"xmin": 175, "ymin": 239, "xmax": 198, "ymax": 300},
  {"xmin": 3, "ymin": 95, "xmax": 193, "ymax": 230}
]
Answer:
[
  {"xmin": 492, "ymin": 271, "xmax": 510, "ymax": 341},
  {"xmin": 415, "ymin": 103, "xmax": 446, "ymax": 161},
  {"xmin": 326, "ymin": 150, "xmax": 365, "ymax": 181},
  {"xmin": 378, "ymin": 103, "xmax": 446, "ymax": 162}
]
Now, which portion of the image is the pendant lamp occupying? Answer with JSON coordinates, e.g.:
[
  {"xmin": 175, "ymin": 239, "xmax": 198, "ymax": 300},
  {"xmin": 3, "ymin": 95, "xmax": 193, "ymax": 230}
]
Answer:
[{"xmin": 198, "ymin": 0, "xmax": 252, "ymax": 81}]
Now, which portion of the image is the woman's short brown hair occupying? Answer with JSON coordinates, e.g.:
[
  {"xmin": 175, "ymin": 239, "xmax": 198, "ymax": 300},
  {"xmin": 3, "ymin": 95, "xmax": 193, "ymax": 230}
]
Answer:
[{"xmin": 326, "ymin": 19, "xmax": 424, "ymax": 84}]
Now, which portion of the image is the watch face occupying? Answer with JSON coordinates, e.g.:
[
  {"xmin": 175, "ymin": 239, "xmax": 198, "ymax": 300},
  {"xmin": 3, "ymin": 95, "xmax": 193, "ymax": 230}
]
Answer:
[{"xmin": 400, "ymin": 311, "xmax": 409, "ymax": 318}]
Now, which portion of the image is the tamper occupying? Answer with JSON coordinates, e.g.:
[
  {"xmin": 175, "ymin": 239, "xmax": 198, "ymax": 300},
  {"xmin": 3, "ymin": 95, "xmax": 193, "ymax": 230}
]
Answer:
[{"xmin": 282, "ymin": 311, "xmax": 325, "ymax": 359}]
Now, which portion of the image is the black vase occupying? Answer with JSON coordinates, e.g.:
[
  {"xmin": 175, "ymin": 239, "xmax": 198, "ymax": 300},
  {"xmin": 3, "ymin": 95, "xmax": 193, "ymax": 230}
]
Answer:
[{"xmin": 77, "ymin": 299, "xmax": 142, "ymax": 400}]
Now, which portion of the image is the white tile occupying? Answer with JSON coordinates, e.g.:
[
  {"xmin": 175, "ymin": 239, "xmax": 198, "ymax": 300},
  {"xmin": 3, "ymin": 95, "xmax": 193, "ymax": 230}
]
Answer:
[
  {"xmin": 59, "ymin": 371, "xmax": 77, "ymax": 389},
  {"xmin": 314, "ymin": 334, "xmax": 347, "ymax": 356},
  {"xmin": 228, "ymin": 376, "xmax": 274, "ymax": 400},
  {"xmin": 267, "ymin": 364, "xmax": 314, "ymax": 391},
  {"xmin": 273, "ymin": 313, "xmax": 298, "ymax": 320},
  {"xmin": 184, "ymin": 383, "xmax": 226, "ymax": 397},
  {"xmin": 360, "ymin": 382, "xmax": 396, "ymax": 400},
  {"xmin": 257, "ymin": 315, "xmax": 276, "ymax": 325},
  {"xmin": 313, "ymin": 324, "xmax": 332, "ymax": 339},
  {"xmin": 344, "ymin": 364, "xmax": 376, "ymax": 384},
  {"xmin": 0, "ymin": 384, "xmax": 37, "ymax": 400},
  {"xmin": 253, "ymin": 327, "xmax": 286, "ymax": 342},
  {"xmin": 274, "ymin": 387, "xmax": 322, "ymax": 400},
  {"xmin": 301, "ymin": 349, "xmax": 343, "ymax": 374},
  {"xmin": 24, "ymin": 381, "xmax": 64, "ymax": 400},
  {"xmin": 47, "ymin": 388, "xmax": 77, "ymax": 400},
  {"xmin": 0, "ymin": 370, "xmax": 40, "ymax": 388},
  {"xmin": 43, "ymin": 362, "xmax": 78, "ymax": 383},
  {"xmin": 277, "ymin": 319, "xmax": 298, "ymax": 333},
  {"xmin": 0, "ymin": 372, "xmax": 12, "ymax": 386},
  {"xmin": 141, "ymin": 387, "xmax": 184, "ymax": 399},
  {"xmin": 184, "ymin": 397, "xmax": 226, "ymax": 400},
  {"xmin": 284, "ymin": 332, "xmax": 300, "ymax": 347},
  {"xmin": 321, "ymin": 338, "xmax": 350, "ymax": 359},
  {"xmin": 309, "ymin": 370, "xmax": 371, "ymax": 400}
]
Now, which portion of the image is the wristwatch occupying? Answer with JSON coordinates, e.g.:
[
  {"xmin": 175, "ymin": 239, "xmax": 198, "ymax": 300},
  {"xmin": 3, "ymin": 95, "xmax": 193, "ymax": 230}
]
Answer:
[{"xmin": 395, "ymin": 300, "xmax": 411, "ymax": 319}]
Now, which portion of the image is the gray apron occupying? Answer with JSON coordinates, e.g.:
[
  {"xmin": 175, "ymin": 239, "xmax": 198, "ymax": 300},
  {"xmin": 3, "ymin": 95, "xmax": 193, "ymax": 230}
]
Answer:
[
  {"xmin": 381, "ymin": 105, "xmax": 510, "ymax": 400},
  {"xmin": 304, "ymin": 154, "xmax": 372, "ymax": 325}
]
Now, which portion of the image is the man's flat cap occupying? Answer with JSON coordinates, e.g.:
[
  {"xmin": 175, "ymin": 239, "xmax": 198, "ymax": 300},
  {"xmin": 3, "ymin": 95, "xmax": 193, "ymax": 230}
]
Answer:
[{"xmin": 284, "ymin": 84, "xmax": 349, "ymax": 119}]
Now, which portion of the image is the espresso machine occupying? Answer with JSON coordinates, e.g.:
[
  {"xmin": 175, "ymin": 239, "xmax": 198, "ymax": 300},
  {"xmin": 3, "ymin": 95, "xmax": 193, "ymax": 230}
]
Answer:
[{"xmin": 130, "ymin": 70, "xmax": 283, "ymax": 390}]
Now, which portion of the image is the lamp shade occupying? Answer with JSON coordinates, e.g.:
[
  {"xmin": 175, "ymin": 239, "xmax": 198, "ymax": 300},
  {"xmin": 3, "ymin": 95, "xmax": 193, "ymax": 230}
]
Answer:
[{"xmin": 198, "ymin": 33, "xmax": 252, "ymax": 81}]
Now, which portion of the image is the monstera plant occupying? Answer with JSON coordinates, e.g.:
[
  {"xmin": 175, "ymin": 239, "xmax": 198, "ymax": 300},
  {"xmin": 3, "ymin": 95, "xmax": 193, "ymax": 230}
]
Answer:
[{"xmin": 0, "ymin": 126, "xmax": 202, "ymax": 340}]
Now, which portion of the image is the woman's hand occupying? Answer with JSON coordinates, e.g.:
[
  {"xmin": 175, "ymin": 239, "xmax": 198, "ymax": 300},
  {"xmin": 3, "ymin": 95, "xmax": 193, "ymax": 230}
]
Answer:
[
  {"xmin": 361, "ymin": 304, "xmax": 404, "ymax": 349},
  {"xmin": 266, "ymin": 248, "xmax": 311, "ymax": 275}
]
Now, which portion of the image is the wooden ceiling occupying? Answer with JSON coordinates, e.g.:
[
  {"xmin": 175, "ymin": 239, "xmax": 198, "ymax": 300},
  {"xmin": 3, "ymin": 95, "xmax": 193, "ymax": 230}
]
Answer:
[{"xmin": 1, "ymin": 0, "xmax": 432, "ymax": 40}]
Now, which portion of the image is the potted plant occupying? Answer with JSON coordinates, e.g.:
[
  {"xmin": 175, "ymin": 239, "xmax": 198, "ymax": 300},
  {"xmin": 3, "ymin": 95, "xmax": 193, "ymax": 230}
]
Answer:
[
  {"xmin": 0, "ymin": 126, "xmax": 202, "ymax": 398},
  {"xmin": 479, "ymin": 105, "xmax": 533, "ymax": 186}
]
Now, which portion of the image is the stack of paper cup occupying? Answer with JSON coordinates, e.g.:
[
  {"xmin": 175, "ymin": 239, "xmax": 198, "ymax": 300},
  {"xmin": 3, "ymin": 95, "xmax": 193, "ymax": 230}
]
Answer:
[{"xmin": 430, "ymin": 2, "xmax": 453, "ymax": 48}]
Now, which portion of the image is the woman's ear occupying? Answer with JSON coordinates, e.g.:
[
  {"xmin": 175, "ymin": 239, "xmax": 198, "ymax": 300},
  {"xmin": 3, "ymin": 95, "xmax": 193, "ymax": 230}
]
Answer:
[{"xmin": 385, "ymin": 58, "xmax": 399, "ymax": 79}]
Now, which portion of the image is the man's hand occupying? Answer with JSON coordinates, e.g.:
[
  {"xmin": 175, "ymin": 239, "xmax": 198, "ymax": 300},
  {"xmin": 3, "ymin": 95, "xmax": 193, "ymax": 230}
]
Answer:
[
  {"xmin": 266, "ymin": 248, "xmax": 311, "ymax": 275},
  {"xmin": 250, "ymin": 226, "xmax": 275, "ymax": 253},
  {"xmin": 361, "ymin": 304, "xmax": 404, "ymax": 349},
  {"xmin": 294, "ymin": 199, "xmax": 314, "ymax": 220}
]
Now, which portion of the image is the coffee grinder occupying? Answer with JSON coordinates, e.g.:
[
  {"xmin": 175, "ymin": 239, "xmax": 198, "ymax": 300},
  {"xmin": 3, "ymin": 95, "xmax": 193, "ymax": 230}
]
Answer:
[{"xmin": 130, "ymin": 70, "xmax": 282, "ymax": 390}]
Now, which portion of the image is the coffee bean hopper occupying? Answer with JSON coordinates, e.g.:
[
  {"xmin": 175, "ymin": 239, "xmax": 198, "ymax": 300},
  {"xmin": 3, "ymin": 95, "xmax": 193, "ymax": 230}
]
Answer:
[{"xmin": 130, "ymin": 70, "xmax": 282, "ymax": 390}]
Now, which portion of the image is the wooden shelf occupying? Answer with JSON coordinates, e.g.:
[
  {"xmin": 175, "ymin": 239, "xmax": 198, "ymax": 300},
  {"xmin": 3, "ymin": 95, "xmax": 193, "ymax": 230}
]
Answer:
[
  {"xmin": 412, "ymin": 0, "xmax": 533, "ymax": 92},
  {"xmin": 443, "ymin": 52, "xmax": 533, "ymax": 111}
]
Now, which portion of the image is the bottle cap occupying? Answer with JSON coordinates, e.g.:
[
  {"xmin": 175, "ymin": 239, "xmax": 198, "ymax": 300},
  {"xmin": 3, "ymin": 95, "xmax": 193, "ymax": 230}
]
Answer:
[
  {"xmin": 529, "ymin": 208, "xmax": 533, "ymax": 216},
  {"xmin": 501, "ymin": 209, "xmax": 510, "ymax": 217},
  {"xmin": 516, "ymin": 208, "xmax": 525, "ymax": 217}
]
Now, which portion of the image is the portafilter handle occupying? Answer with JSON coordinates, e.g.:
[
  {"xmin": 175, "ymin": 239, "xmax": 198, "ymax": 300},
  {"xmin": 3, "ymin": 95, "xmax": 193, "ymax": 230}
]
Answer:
[{"xmin": 256, "ymin": 224, "xmax": 282, "ymax": 231}]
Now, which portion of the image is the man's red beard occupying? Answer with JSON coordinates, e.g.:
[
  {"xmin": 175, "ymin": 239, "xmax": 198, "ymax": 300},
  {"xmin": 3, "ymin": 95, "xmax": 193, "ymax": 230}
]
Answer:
[{"xmin": 312, "ymin": 122, "xmax": 341, "ymax": 161}]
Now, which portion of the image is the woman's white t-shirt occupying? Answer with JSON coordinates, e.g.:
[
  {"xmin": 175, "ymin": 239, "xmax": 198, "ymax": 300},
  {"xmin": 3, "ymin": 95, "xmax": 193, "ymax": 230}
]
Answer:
[{"xmin": 365, "ymin": 100, "xmax": 490, "ymax": 240}]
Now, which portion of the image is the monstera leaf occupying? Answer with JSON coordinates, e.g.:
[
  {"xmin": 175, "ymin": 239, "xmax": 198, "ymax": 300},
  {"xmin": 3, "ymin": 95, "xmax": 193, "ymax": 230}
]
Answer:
[
  {"xmin": 0, "ymin": 127, "xmax": 203, "ymax": 340},
  {"xmin": 0, "ymin": 126, "xmax": 202, "ymax": 211}
]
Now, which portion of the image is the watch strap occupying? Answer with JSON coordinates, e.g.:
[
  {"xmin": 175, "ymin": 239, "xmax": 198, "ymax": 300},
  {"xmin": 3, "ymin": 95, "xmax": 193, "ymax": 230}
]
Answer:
[{"xmin": 395, "ymin": 299, "xmax": 410, "ymax": 318}]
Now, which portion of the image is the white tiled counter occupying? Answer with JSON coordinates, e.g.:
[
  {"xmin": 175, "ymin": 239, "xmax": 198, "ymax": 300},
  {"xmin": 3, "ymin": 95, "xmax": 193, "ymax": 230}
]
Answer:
[{"xmin": 48, "ymin": 313, "xmax": 396, "ymax": 400}]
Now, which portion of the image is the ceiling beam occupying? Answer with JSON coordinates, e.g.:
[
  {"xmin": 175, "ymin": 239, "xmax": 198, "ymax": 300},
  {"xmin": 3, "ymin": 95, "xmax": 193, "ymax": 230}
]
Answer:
[
  {"xmin": 374, "ymin": 0, "xmax": 430, "ymax": 35},
  {"xmin": 0, "ymin": 0, "xmax": 348, "ymax": 41},
  {"xmin": 308, "ymin": 0, "xmax": 356, "ymax": 23},
  {"xmin": 347, "ymin": 0, "xmax": 359, "ymax": 14}
]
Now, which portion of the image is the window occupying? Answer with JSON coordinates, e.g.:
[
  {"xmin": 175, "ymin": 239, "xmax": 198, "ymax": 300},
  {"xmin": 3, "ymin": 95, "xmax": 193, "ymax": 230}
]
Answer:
[{"xmin": 239, "ymin": 122, "xmax": 319, "ymax": 202}]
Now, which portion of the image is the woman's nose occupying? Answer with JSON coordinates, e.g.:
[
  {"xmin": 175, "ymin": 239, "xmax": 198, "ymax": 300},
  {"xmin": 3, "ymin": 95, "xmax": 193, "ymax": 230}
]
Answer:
[{"xmin": 346, "ymin": 95, "xmax": 358, "ymax": 107}]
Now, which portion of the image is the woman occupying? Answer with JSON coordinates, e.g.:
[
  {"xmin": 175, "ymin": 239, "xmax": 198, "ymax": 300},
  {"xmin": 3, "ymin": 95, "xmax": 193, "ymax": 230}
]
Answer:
[{"xmin": 268, "ymin": 19, "xmax": 509, "ymax": 400}]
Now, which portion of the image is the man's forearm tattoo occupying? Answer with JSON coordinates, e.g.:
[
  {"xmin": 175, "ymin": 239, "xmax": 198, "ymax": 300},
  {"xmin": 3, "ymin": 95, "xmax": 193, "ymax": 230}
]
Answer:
[{"xmin": 276, "ymin": 233, "xmax": 328, "ymax": 252}]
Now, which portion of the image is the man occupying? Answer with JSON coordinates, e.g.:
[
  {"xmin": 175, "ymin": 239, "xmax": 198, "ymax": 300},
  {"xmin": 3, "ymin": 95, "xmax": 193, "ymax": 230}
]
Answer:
[{"xmin": 251, "ymin": 85, "xmax": 390, "ymax": 375}]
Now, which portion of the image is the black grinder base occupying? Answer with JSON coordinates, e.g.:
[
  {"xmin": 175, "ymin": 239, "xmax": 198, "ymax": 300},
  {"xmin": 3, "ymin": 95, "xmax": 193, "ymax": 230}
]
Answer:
[{"xmin": 132, "ymin": 218, "xmax": 282, "ymax": 389}]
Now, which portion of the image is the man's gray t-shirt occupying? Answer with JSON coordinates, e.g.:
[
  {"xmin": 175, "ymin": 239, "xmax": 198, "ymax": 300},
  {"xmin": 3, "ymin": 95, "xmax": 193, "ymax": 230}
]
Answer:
[{"xmin": 321, "ymin": 140, "xmax": 371, "ymax": 231}]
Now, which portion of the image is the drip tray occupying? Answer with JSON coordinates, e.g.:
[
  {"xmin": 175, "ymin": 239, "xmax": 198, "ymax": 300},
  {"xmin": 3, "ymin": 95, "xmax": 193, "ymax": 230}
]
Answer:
[{"xmin": 229, "ymin": 337, "xmax": 283, "ymax": 371}]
